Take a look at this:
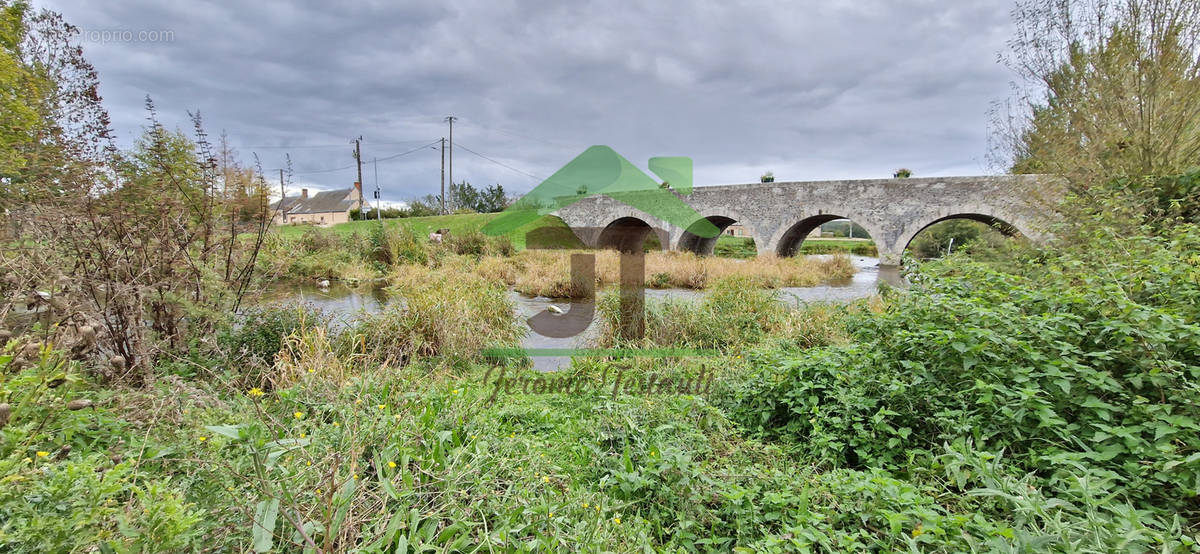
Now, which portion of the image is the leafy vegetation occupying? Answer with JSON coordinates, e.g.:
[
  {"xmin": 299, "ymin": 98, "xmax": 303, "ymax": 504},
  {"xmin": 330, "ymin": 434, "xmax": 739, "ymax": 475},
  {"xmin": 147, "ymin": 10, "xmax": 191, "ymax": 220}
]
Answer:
[
  {"xmin": 4, "ymin": 0, "xmax": 1200, "ymax": 550},
  {"xmin": 907, "ymin": 219, "xmax": 1014, "ymax": 259}
]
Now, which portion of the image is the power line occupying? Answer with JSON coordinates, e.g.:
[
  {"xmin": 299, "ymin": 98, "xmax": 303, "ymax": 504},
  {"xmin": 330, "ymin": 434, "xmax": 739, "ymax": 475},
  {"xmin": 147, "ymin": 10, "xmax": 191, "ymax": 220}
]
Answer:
[
  {"xmin": 291, "ymin": 139, "xmax": 440, "ymax": 176},
  {"xmin": 292, "ymin": 162, "xmax": 357, "ymax": 176},
  {"xmin": 452, "ymin": 141, "xmax": 545, "ymax": 182},
  {"xmin": 457, "ymin": 116, "xmax": 582, "ymax": 149},
  {"xmin": 374, "ymin": 139, "xmax": 442, "ymax": 163},
  {"xmin": 238, "ymin": 139, "xmax": 437, "ymax": 150}
]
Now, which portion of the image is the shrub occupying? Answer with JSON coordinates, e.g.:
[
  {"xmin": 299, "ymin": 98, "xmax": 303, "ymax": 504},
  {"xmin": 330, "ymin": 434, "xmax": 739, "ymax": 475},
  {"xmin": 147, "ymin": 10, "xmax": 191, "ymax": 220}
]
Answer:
[
  {"xmin": 371, "ymin": 223, "xmax": 429, "ymax": 266},
  {"xmin": 298, "ymin": 227, "xmax": 341, "ymax": 254},
  {"xmin": 724, "ymin": 226, "xmax": 1200, "ymax": 513},
  {"xmin": 217, "ymin": 306, "xmax": 325, "ymax": 388}
]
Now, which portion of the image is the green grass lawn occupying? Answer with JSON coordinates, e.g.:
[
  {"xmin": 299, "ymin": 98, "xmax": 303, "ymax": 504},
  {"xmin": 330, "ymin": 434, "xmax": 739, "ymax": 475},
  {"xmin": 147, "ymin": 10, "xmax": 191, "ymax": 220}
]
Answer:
[
  {"xmin": 273, "ymin": 216, "xmax": 877, "ymax": 255},
  {"xmin": 273, "ymin": 213, "xmax": 582, "ymax": 250},
  {"xmin": 714, "ymin": 235, "xmax": 877, "ymax": 258}
]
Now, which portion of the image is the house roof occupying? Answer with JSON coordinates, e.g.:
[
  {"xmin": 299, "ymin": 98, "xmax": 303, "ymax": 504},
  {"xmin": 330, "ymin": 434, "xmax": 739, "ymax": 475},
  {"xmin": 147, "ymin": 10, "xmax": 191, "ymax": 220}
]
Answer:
[{"xmin": 271, "ymin": 188, "xmax": 358, "ymax": 215}]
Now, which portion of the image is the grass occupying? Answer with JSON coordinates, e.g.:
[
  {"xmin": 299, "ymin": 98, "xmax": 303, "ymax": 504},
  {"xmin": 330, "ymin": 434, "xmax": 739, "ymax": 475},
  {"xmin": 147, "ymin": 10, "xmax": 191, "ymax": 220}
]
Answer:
[
  {"xmin": 476, "ymin": 249, "xmax": 856, "ymax": 297},
  {"xmin": 6, "ymin": 230, "xmax": 1198, "ymax": 551},
  {"xmin": 272, "ymin": 213, "xmax": 583, "ymax": 250},
  {"xmin": 596, "ymin": 275, "xmax": 858, "ymax": 351},
  {"xmin": 714, "ymin": 236, "xmax": 877, "ymax": 258}
]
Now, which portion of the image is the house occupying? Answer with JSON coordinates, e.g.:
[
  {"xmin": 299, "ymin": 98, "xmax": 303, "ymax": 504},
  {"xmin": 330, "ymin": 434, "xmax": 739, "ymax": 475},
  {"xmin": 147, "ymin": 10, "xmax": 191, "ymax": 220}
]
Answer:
[{"xmin": 271, "ymin": 182, "xmax": 364, "ymax": 226}]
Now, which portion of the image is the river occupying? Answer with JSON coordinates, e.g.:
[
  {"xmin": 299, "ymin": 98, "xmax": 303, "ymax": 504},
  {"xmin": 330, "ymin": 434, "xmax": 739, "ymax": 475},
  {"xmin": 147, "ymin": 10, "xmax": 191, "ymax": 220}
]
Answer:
[{"xmin": 253, "ymin": 255, "xmax": 898, "ymax": 371}]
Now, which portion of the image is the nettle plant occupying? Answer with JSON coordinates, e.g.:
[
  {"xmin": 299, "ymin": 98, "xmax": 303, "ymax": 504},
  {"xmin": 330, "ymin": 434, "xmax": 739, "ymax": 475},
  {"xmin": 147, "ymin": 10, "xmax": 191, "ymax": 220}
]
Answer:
[{"xmin": 726, "ymin": 224, "xmax": 1200, "ymax": 514}]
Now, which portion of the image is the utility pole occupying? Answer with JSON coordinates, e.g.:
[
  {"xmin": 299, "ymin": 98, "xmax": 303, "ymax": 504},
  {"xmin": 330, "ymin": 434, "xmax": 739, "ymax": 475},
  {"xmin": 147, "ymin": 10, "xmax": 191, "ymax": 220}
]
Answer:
[
  {"xmin": 444, "ymin": 116, "xmax": 456, "ymax": 214},
  {"xmin": 352, "ymin": 135, "xmax": 363, "ymax": 192},
  {"xmin": 440, "ymin": 137, "xmax": 446, "ymax": 215},
  {"xmin": 373, "ymin": 157, "xmax": 381, "ymax": 222}
]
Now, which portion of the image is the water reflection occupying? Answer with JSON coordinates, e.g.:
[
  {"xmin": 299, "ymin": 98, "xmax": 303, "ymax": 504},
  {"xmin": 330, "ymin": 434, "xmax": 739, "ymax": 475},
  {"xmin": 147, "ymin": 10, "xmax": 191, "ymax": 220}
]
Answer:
[{"xmin": 253, "ymin": 283, "xmax": 388, "ymax": 329}]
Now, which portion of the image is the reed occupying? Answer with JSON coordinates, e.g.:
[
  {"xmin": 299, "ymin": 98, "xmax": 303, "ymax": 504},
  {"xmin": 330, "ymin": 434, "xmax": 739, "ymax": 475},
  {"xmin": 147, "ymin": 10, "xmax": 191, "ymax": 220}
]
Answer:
[{"xmin": 475, "ymin": 250, "xmax": 856, "ymax": 297}]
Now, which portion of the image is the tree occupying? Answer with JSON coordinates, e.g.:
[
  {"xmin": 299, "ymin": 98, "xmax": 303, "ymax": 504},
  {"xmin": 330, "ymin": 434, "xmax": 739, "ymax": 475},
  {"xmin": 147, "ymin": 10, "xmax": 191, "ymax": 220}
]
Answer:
[
  {"xmin": 0, "ymin": 1, "xmax": 39, "ymax": 179},
  {"xmin": 893, "ymin": 168, "xmax": 912, "ymax": 178},
  {"xmin": 994, "ymin": 0, "xmax": 1200, "ymax": 187},
  {"xmin": 479, "ymin": 184, "xmax": 507, "ymax": 212},
  {"xmin": 1, "ymin": 1, "xmax": 113, "ymax": 210},
  {"xmin": 444, "ymin": 181, "xmax": 507, "ymax": 213},
  {"xmin": 909, "ymin": 219, "xmax": 1007, "ymax": 259}
]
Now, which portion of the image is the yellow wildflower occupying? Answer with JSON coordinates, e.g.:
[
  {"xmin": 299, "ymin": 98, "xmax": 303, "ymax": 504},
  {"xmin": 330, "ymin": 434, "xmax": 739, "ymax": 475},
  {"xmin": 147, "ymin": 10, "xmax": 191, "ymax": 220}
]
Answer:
[
  {"xmin": 196, "ymin": 437, "xmax": 207, "ymax": 443},
  {"xmin": 377, "ymin": 404, "xmax": 386, "ymax": 410},
  {"xmin": 293, "ymin": 411, "xmax": 304, "ymax": 420},
  {"xmin": 543, "ymin": 476, "xmax": 550, "ymax": 483},
  {"xmin": 613, "ymin": 516, "xmax": 621, "ymax": 524},
  {"xmin": 248, "ymin": 388, "xmax": 264, "ymax": 397},
  {"xmin": 583, "ymin": 502, "xmax": 589, "ymax": 508},
  {"xmin": 388, "ymin": 461, "xmax": 396, "ymax": 468},
  {"xmin": 36, "ymin": 451, "xmax": 49, "ymax": 457}
]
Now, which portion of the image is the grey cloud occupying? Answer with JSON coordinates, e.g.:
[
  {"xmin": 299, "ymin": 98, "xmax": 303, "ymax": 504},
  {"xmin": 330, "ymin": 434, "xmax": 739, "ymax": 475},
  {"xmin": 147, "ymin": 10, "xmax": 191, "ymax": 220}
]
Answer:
[{"xmin": 43, "ymin": 0, "xmax": 1015, "ymax": 200}]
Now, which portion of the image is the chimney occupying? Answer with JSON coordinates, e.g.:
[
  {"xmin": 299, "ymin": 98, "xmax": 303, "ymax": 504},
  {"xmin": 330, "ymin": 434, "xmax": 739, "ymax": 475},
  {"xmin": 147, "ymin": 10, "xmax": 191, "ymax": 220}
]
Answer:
[
  {"xmin": 301, "ymin": 188, "xmax": 308, "ymax": 199},
  {"xmin": 353, "ymin": 181, "xmax": 363, "ymax": 203}
]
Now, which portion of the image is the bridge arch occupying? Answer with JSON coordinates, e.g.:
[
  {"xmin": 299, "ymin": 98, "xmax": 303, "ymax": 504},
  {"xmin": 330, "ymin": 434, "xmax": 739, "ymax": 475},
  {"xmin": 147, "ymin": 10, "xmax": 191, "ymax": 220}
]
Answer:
[
  {"xmin": 675, "ymin": 209, "xmax": 755, "ymax": 255},
  {"xmin": 597, "ymin": 216, "xmax": 666, "ymax": 253},
  {"xmin": 771, "ymin": 211, "xmax": 885, "ymax": 257},
  {"xmin": 895, "ymin": 212, "xmax": 1024, "ymax": 258}
]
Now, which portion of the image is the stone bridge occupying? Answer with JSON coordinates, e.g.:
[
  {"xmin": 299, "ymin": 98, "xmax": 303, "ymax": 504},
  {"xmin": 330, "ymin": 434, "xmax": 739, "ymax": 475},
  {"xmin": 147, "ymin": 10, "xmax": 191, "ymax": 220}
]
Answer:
[{"xmin": 553, "ymin": 175, "xmax": 1051, "ymax": 266}]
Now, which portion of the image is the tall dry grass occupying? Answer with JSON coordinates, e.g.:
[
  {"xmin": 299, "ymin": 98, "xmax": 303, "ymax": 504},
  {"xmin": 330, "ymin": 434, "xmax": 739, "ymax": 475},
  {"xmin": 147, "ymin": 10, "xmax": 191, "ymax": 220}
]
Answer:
[
  {"xmin": 474, "ymin": 250, "xmax": 856, "ymax": 297},
  {"xmin": 595, "ymin": 275, "xmax": 854, "ymax": 351},
  {"xmin": 347, "ymin": 264, "xmax": 523, "ymax": 368}
]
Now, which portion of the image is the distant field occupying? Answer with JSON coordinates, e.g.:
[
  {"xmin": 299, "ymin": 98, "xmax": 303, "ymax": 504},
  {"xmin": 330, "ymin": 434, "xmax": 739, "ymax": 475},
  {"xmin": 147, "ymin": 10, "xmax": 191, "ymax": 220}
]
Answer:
[
  {"xmin": 272, "ymin": 216, "xmax": 877, "ymax": 255},
  {"xmin": 714, "ymin": 235, "xmax": 876, "ymax": 258},
  {"xmin": 271, "ymin": 213, "xmax": 582, "ymax": 250}
]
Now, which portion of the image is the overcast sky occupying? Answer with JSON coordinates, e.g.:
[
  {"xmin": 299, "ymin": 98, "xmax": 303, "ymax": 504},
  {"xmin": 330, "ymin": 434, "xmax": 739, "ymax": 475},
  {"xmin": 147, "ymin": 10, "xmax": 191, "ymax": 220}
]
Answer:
[{"xmin": 42, "ymin": 0, "xmax": 1018, "ymax": 203}]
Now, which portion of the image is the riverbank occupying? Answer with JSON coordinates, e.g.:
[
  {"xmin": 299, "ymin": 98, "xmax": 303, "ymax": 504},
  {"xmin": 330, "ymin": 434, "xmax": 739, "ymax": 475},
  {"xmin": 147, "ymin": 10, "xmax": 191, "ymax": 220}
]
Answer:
[
  {"xmin": 255, "ymin": 216, "xmax": 859, "ymax": 292},
  {"xmin": 7, "ymin": 226, "xmax": 1197, "ymax": 551}
]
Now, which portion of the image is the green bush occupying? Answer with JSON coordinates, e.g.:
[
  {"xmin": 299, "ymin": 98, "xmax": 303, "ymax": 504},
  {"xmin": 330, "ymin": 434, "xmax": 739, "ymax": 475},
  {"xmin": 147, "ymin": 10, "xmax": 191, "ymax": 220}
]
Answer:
[
  {"xmin": 217, "ymin": 306, "xmax": 326, "ymax": 388},
  {"xmin": 724, "ymin": 226, "xmax": 1200, "ymax": 514},
  {"xmin": 444, "ymin": 230, "xmax": 514, "ymax": 257},
  {"xmin": 370, "ymin": 223, "xmax": 429, "ymax": 266},
  {"xmin": 297, "ymin": 226, "xmax": 341, "ymax": 254}
]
